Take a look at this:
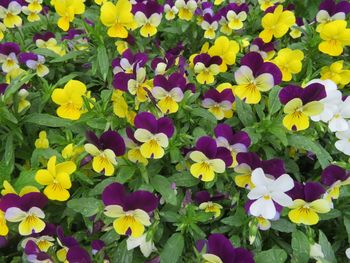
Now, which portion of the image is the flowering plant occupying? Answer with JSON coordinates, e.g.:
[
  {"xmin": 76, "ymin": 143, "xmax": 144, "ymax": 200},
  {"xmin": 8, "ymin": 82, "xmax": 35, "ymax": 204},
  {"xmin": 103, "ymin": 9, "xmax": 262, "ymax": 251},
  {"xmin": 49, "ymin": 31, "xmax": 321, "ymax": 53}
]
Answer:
[{"xmin": 0, "ymin": 0, "xmax": 350, "ymax": 262}]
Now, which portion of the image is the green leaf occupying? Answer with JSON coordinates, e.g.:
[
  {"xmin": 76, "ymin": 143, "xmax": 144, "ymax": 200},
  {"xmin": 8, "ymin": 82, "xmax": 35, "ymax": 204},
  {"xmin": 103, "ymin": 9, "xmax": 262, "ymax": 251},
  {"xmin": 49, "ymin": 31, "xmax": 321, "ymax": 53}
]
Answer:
[
  {"xmin": 221, "ymin": 207, "xmax": 247, "ymax": 227},
  {"xmin": 14, "ymin": 170, "xmax": 42, "ymax": 190},
  {"xmin": 343, "ymin": 216, "xmax": 350, "ymax": 243},
  {"xmin": 169, "ymin": 172, "xmax": 199, "ymax": 187},
  {"xmin": 291, "ymin": 230, "xmax": 310, "ymax": 263},
  {"xmin": 236, "ymin": 97, "xmax": 256, "ymax": 126},
  {"xmin": 4, "ymin": 73, "xmax": 35, "ymax": 102},
  {"xmin": 110, "ymin": 240, "xmax": 133, "ymax": 263},
  {"xmin": 150, "ymin": 175, "xmax": 177, "ymax": 205},
  {"xmin": 268, "ymin": 86, "xmax": 282, "ymax": 115},
  {"xmin": 319, "ymin": 230, "xmax": 336, "ymax": 263},
  {"xmin": 50, "ymin": 50, "xmax": 82, "ymax": 63},
  {"xmin": 24, "ymin": 113, "xmax": 72, "ymax": 127},
  {"xmin": 67, "ymin": 197, "xmax": 101, "ymax": 217},
  {"xmin": 0, "ymin": 106, "xmax": 18, "ymax": 124},
  {"xmin": 116, "ymin": 166, "xmax": 136, "ymax": 184},
  {"xmin": 4, "ymin": 134, "xmax": 14, "ymax": 165},
  {"xmin": 97, "ymin": 45, "xmax": 109, "ymax": 80},
  {"xmin": 160, "ymin": 233, "xmax": 184, "ymax": 263},
  {"xmin": 287, "ymin": 135, "xmax": 332, "ymax": 168},
  {"xmin": 30, "ymin": 148, "xmax": 61, "ymax": 168},
  {"xmin": 54, "ymin": 73, "xmax": 79, "ymax": 88},
  {"xmin": 191, "ymin": 107, "xmax": 217, "ymax": 124},
  {"xmin": 89, "ymin": 178, "xmax": 116, "ymax": 196},
  {"xmin": 255, "ymin": 248, "xmax": 288, "ymax": 263},
  {"xmin": 271, "ymin": 219, "xmax": 296, "ymax": 233}
]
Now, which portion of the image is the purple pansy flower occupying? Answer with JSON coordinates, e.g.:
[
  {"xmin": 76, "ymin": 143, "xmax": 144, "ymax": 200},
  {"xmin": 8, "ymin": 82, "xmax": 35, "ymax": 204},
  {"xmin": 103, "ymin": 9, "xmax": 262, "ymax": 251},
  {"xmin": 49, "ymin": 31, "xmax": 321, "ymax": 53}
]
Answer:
[
  {"xmin": 214, "ymin": 124, "xmax": 251, "ymax": 167},
  {"xmin": 24, "ymin": 240, "xmax": 53, "ymax": 263},
  {"xmin": 197, "ymin": 233, "xmax": 254, "ymax": 263},
  {"xmin": 249, "ymin": 38, "xmax": 275, "ymax": 59},
  {"xmin": 316, "ymin": 0, "xmax": 350, "ymax": 26},
  {"xmin": 133, "ymin": 1, "xmax": 163, "ymax": 37},
  {"xmin": 112, "ymin": 48, "xmax": 148, "ymax": 75},
  {"xmin": 0, "ymin": 42, "xmax": 20, "ymax": 73},
  {"xmin": 91, "ymin": 239, "xmax": 105, "ymax": 255},
  {"xmin": 133, "ymin": 112, "xmax": 174, "ymax": 159},
  {"xmin": 279, "ymin": 83, "xmax": 326, "ymax": 131},
  {"xmin": 202, "ymin": 89, "xmax": 235, "ymax": 120},
  {"xmin": 151, "ymin": 53, "xmax": 176, "ymax": 75},
  {"xmin": 102, "ymin": 182, "xmax": 158, "ymax": 238},
  {"xmin": 84, "ymin": 130, "xmax": 126, "ymax": 176},
  {"xmin": 193, "ymin": 53, "xmax": 222, "ymax": 84},
  {"xmin": 234, "ymin": 51, "xmax": 282, "ymax": 104},
  {"xmin": 19, "ymin": 52, "xmax": 49, "ymax": 77},
  {"xmin": 189, "ymin": 136, "xmax": 232, "ymax": 182}
]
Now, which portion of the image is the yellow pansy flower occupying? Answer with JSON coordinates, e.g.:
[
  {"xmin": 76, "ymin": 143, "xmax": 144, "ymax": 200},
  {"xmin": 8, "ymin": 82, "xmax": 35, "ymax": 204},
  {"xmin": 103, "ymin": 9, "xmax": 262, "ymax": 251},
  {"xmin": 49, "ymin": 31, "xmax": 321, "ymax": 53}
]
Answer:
[
  {"xmin": 320, "ymin": 60, "xmax": 350, "ymax": 87},
  {"xmin": 288, "ymin": 199, "xmax": 330, "ymax": 225},
  {"xmin": 208, "ymin": 36, "xmax": 239, "ymax": 72},
  {"xmin": 35, "ymin": 131, "xmax": 49, "ymax": 149},
  {"xmin": 273, "ymin": 48, "xmax": 304, "ymax": 81}
]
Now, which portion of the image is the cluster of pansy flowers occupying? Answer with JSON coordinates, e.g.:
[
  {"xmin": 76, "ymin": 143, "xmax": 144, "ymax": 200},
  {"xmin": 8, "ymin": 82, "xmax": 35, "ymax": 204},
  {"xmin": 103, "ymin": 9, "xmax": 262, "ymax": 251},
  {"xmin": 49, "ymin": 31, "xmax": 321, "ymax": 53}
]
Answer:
[{"xmin": 0, "ymin": 0, "xmax": 350, "ymax": 262}]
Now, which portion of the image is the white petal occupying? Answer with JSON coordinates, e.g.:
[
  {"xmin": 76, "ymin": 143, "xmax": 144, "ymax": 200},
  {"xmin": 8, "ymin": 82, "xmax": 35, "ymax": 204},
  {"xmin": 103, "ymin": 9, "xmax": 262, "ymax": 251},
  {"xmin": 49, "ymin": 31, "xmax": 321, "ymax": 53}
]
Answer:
[
  {"xmin": 5, "ymin": 207, "xmax": 27, "ymax": 222},
  {"xmin": 271, "ymin": 192, "xmax": 293, "ymax": 207},
  {"xmin": 272, "ymin": 174, "xmax": 294, "ymax": 192}
]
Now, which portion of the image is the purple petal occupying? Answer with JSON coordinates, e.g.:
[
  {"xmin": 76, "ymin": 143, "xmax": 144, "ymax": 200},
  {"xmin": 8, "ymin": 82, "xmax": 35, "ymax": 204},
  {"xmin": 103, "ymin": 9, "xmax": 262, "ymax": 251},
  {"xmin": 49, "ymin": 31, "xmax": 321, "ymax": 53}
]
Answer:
[
  {"xmin": 153, "ymin": 75, "xmax": 171, "ymax": 91},
  {"xmin": 124, "ymin": 190, "xmax": 158, "ymax": 212},
  {"xmin": 24, "ymin": 240, "xmax": 40, "ymax": 255},
  {"xmin": 126, "ymin": 127, "xmax": 138, "ymax": 144},
  {"xmin": 319, "ymin": 0, "xmax": 335, "ymax": 12},
  {"xmin": 279, "ymin": 85, "xmax": 304, "ymax": 105},
  {"xmin": 196, "ymin": 136, "xmax": 217, "ymax": 159},
  {"xmin": 169, "ymin": 72, "xmax": 186, "ymax": 90},
  {"xmin": 0, "ymin": 42, "xmax": 20, "ymax": 55},
  {"xmin": 57, "ymin": 226, "xmax": 79, "ymax": 248},
  {"xmin": 196, "ymin": 239, "xmax": 207, "ymax": 253},
  {"xmin": 233, "ymin": 248, "xmax": 254, "ymax": 263},
  {"xmin": 194, "ymin": 191, "xmax": 211, "ymax": 204},
  {"xmin": 335, "ymin": 1, "xmax": 350, "ymax": 14},
  {"xmin": 85, "ymin": 131, "xmax": 101, "ymax": 148},
  {"xmin": 203, "ymin": 89, "xmax": 221, "ymax": 102},
  {"xmin": 302, "ymin": 83, "xmax": 326, "ymax": 104},
  {"xmin": 134, "ymin": 112, "xmax": 158, "ymax": 134},
  {"xmin": 257, "ymin": 62, "xmax": 282, "ymax": 85},
  {"xmin": 157, "ymin": 117, "xmax": 174, "ymax": 137},
  {"xmin": 321, "ymin": 165, "xmax": 348, "ymax": 186},
  {"xmin": 18, "ymin": 52, "xmax": 38, "ymax": 64},
  {"xmin": 207, "ymin": 234, "xmax": 236, "ymax": 262},
  {"xmin": 220, "ymin": 89, "xmax": 235, "ymax": 103},
  {"xmin": 100, "ymin": 130, "xmax": 126, "ymax": 156},
  {"xmin": 287, "ymin": 181, "xmax": 304, "ymax": 200},
  {"xmin": 214, "ymin": 124, "xmax": 235, "ymax": 143},
  {"xmin": 67, "ymin": 246, "xmax": 92, "ymax": 263},
  {"xmin": 102, "ymin": 183, "xmax": 126, "ymax": 206},
  {"xmin": 113, "ymin": 72, "xmax": 133, "ymax": 92},
  {"xmin": 240, "ymin": 52, "xmax": 263, "ymax": 74},
  {"xmin": 20, "ymin": 192, "xmax": 47, "ymax": 211},
  {"xmin": 236, "ymin": 152, "xmax": 262, "ymax": 169},
  {"xmin": 91, "ymin": 240, "xmax": 105, "ymax": 251},
  {"xmin": 262, "ymin": 159, "xmax": 285, "ymax": 178},
  {"xmin": 304, "ymin": 182, "xmax": 325, "ymax": 202},
  {"xmin": 0, "ymin": 194, "xmax": 20, "ymax": 212},
  {"xmin": 231, "ymin": 132, "xmax": 251, "ymax": 148},
  {"xmin": 216, "ymin": 147, "xmax": 233, "ymax": 167}
]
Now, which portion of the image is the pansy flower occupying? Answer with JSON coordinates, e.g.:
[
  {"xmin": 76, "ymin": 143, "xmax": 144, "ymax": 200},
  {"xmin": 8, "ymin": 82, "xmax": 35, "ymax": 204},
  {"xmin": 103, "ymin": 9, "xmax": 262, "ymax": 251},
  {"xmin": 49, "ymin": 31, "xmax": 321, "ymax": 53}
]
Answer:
[
  {"xmin": 259, "ymin": 5, "xmax": 295, "ymax": 43},
  {"xmin": 202, "ymin": 89, "xmax": 235, "ymax": 120},
  {"xmin": 321, "ymin": 165, "xmax": 350, "ymax": 202},
  {"xmin": 0, "ymin": 210, "xmax": 8, "ymax": 236},
  {"xmin": 33, "ymin": 32, "xmax": 66, "ymax": 56},
  {"xmin": 111, "ymin": 90, "xmax": 136, "ymax": 124},
  {"xmin": 100, "ymin": 0, "xmax": 135, "ymax": 38},
  {"xmin": 102, "ymin": 182, "xmax": 158, "ymax": 238},
  {"xmin": 25, "ymin": 0, "xmax": 43, "ymax": 12},
  {"xmin": 272, "ymin": 48, "xmax": 304, "ymax": 81},
  {"xmin": 214, "ymin": 124, "xmax": 251, "ymax": 167},
  {"xmin": 1, "ymin": 180, "xmax": 39, "ymax": 196},
  {"xmin": 133, "ymin": 1, "xmax": 163, "ymax": 37},
  {"xmin": 316, "ymin": 0, "xmax": 350, "ymax": 32},
  {"xmin": 112, "ymin": 48, "xmax": 148, "ymax": 75},
  {"xmin": 288, "ymin": 182, "xmax": 330, "ymax": 225},
  {"xmin": 196, "ymin": 233, "xmax": 254, "ymax": 263},
  {"xmin": 279, "ymin": 83, "xmax": 326, "ymax": 131},
  {"xmin": 189, "ymin": 136, "xmax": 232, "ymax": 182},
  {"xmin": 0, "ymin": 1, "xmax": 22, "ymax": 28},
  {"xmin": 208, "ymin": 36, "xmax": 239, "ymax": 72},
  {"xmin": 320, "ymin": 60, "xmax": 350, "ymax": 87},
  {"xmin": 225, "ymin": 3, "xmax": 248, "ymax": 30},
  {"xmin": 84, "ymin": 130, "xmax": 126, "ymax": 176},
  {"xmin": 318, "ymin": 20, "xmax": 350, "ymax": 56},
  {"xmin": 126, "ymin": 233, "xmax": 157, "ymax": 258},
  {"xmin": 124, "ymin": 127, "xmax": 148, "ymax": 165},
  {"xmin": 18, "ymin": 52, "xmax": 49, "ymax": 77},
  {"xmin": 249, "ymin": 37, "xmax": 275, "ymax": 60},
  {"xmin": 151, "ymin": 53, "xmax": 176, "ymax": 75},
  {"xmin": 193, "ymin": 53, "xmax": 222, "ymax": 84},
  {"xmin": 51, "ymin": 80, "xmax": 90, "ymax": 120},
  {"xmin": 247, "ymin": 168, "xmax": 294, "ymax": 219},
  {"xmin": 22, "ymin": 5, "xmax": 41, "ymax": 22},
  {"xmin": 21, "ymin": 224, "xmax": 56, "ymax": 253},
  {"xmin": 201, "ymin": 13, "xmax": 219, "ymax": 40},
  {"xmin": 24, "ymin": 240, "xmax": 52, "ymax": 263},
  {"xmin": 35, "ymin": 156, "xmax": 76, "ymax": 201},
  {"xmin": 289, "ymin": 17, "xmax": 305, "ymax": 39},
  {"xmin": 234, "ymin": 52, "xmax": 282, "ymax": 104},
  {"xmin": 62, "ymin": 29, "xmax": 88, "ymax": 51},
  {"xmin": 0, "ymin": 42, "xmax": 20, "ymax": 73},
  {"xmin": 234, "ymin": 152, "xmax": 286, "ymax": 189},
  {"xmin": 0, "ymin": 192, "xmax": 47, "ymax": 236},
  {"xmin": 164, "ymin": 0, "xmax": 178, "ymax": 20},
  {"xmin": 151, "ymin": 72, "xmax": 190, "ymax": 114},
  {"xmin": 174, "ymin": 0, "xmax": 197, "ymax": 21},
  {"xmin": 133, "ymin": 112, "xmax": 174, "ymax": 159},
  {"xmin": 194, "ymin": 191, "xmax": 225, "ymax": 218},
  {"xmin": 53, "ymin": 0, "xmax": 85, "ymax": 31}
]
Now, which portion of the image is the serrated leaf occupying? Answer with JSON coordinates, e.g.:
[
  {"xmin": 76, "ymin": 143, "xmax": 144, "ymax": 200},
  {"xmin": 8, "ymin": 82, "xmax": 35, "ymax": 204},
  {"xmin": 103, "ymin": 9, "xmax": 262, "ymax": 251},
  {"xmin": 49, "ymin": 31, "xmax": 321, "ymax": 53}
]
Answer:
[{"xmin": 160, "ymin": 233, "xmax": 184, "ymax": 263}]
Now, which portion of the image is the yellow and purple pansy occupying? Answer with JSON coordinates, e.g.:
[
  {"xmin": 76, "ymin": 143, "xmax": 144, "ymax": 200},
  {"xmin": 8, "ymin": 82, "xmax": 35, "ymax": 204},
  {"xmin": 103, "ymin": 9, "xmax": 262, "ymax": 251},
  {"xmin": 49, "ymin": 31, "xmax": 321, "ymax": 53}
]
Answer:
[
  {"xmin": 133, "ymin": 112, "xmax": 174, "ymax": 159},
  {"xmin": 216, "ymin": 3, "xmax": 249, "ymax": 36},
  {"xmin": 321, "ymin": 164, "xmax": 350, "ymax": 203},
  {"xmin": 189, "ymin": 136, "xmax": 232, "ymax": 182},
  {"xmin": 200, "ymin": 11, "xmax": 219, "ymax": 40},
  {"xmin": 23, "ymin": 240, "xmax": 52, "ymax": 262},
  {"xmin": 234, "ymin": 52, "xmax": 282, "ymax": 104},
  {"xmin": 193, "ymin": 53, "xmax": 222, "ymax": 84},
  {"xmin": 194, "ymin": 191, "xmax": 225, "ymax": 218},
  {"xmin": 124, "ymin": 127, "xmax": 149, "ymax": 165},
  {"xmin": 0, "ymin": 192, "xmax": 47, "ymax": 236},
  {"xmin": 0, "ymin": 42, "xmax": 20, "ymax": 73},
  {"xmin": 279, "ymin": 83, "xmax": 326, "ymax": 131},
  {"xmin": 316, "ymin": 0, "xmax": 350, "ymax": 32},
  {"xmin": 18, "ymin": 52, "xmax": 49, "ymax": 77},
  {"xmin": 249, "ymin": 37, "xmax": 275, "ymax": 60},
  {"xmin": 133, "ymin": 1, "xmax": 163, "ymax": 37},
  {"xmin": 112, "ymin": 48, "xmax": 148, "ymax": 75},
  {"xmin": 0, "ymin": 1, "xmax": 22, "ymax": 28},
  {"xmin": 196, "ymin": 233, "xmax": 254, "ymax": 263},
  {"xmin": 287, "ymin": 182, "xmax": 331, "ymax": 225},
  {"xmin": 102, "ymin": 182, "xmax": 158, "ymax": 238},
  {"xmin": 151, "ymin": 72, "xmax": 192, "ymax": 114},
  {"xmin": 84, "ymin": 130, "xmax": 126, "ymax": 176},
  {"xmin": 214, "ymin": 124, "xmax": 251, "ymax": 167},
  {"xmin": 202, "ymin": 88, "xmax": 235, "ymax": 120}
]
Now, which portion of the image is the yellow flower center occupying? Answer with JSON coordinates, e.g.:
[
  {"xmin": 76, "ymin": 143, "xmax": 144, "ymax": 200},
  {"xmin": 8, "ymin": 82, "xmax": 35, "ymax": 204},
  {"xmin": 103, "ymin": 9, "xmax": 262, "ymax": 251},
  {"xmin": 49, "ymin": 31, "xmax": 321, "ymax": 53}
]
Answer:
[{"xmin": 263, "ymin": 195, "xmax": 271, "ymax": 200}]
